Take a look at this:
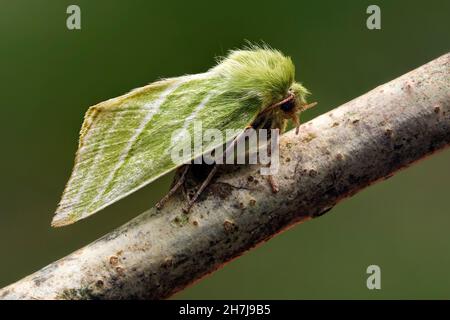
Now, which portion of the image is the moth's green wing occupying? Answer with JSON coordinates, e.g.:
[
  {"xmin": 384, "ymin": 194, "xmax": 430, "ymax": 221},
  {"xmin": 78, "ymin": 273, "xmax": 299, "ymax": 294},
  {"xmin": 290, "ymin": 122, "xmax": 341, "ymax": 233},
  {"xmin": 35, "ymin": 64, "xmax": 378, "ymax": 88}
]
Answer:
[{"xmin": 53, "ymin": 73, "xmax": 260, "ymax": 226}]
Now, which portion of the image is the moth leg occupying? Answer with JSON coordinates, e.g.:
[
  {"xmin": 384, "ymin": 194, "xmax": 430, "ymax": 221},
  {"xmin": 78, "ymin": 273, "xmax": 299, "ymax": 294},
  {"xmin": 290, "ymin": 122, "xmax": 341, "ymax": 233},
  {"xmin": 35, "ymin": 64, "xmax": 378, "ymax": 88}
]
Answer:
[
  {"xmin": 264, "ymin": 131, "xmax": 279, "ymax": 193},
  {"xmin": 267, "ymin": 173, "xmax": 279, "ymax": 193},
  {"xmin": 183, "ymin": 126, "xmax": 254, "ymax": 213},
  {"xmin": 156, "ymin": 165, "xmax": 190, "ymax": 210},
  {"xmin": 291, "ymin": 113, "xmax": 301, "ymax": 135},
  {"xmin": 265, "ymin": 153, "xmax": 279, "ymax": 193},
  {"xmin": 181, "ymin": 181, "xmax": 189, "ymax": 202},
  {"xmin": 183, "ymin": 165, "xmax": 218, "ymax": 213},
  {"xmin": 292, "ymin": 101, "xmax": 316, "ymax": 134}
]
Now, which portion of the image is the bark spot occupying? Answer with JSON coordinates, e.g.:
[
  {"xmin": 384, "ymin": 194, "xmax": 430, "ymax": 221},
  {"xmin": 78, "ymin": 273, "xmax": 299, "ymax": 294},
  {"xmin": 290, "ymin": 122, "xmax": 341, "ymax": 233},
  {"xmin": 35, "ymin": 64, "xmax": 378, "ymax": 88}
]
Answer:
[
  {"xmin": 385, "ymin": 129, "xmax": 393, "ymax": 137},
  {"xmin": 223, "ymin": 220, "xmax": 238, "ymax": 233},
  {"xmin": 309, "ymin": 169, "xmax": 318, "ymax": 177},
  {"xmin": 313, "ymin": 206, "xmax": 334, "ymax": 218},
  {"xmin": 172, "ymin": 214, "xmax": 189, "ymax": 227},
  {"xmin": 302, "ymin": 132, "xmax": 317, "ymax": 143},
  {"xmin": 161, "ymin": 258, "xmax": 173, "ymax": 269},
  {"xmin": 109, "ymin": 256, "xmax": 119, "ymax": 266},
  {"xmin": 115, "ymin": 267, "xmax": 125, "ymax": 276},
  {"xmin": 403, "ymin": 81, "xmax": 414, "ymax": 92},
  {"xmin": 0, "ymin": 290, "xmax": 10, "ymax": 298}
]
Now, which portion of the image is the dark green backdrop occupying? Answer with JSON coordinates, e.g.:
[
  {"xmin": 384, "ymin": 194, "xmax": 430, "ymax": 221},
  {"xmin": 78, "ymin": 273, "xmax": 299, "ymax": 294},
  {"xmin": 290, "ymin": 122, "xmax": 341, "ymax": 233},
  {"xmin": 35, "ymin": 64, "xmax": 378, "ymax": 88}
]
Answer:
[{"xmin": 1, "ymin": 0, "xmax": 449, "ymax": 299}]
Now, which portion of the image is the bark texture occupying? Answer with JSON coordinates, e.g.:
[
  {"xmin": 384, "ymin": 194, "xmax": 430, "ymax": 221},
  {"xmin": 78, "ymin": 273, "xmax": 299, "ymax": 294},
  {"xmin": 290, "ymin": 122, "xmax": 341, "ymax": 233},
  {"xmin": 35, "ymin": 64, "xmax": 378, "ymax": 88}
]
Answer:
[{"xmin": 0, "ymin": 53, "xmax": 449, "ymax": 300}]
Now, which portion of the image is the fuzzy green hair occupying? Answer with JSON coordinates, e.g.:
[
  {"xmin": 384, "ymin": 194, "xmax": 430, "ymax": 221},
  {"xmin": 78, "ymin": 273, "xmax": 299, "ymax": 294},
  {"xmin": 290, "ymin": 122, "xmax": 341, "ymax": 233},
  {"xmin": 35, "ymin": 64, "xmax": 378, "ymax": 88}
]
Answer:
[{"xmin": 212, "ymin": 46, "xmax": 309, "ymax": 109}]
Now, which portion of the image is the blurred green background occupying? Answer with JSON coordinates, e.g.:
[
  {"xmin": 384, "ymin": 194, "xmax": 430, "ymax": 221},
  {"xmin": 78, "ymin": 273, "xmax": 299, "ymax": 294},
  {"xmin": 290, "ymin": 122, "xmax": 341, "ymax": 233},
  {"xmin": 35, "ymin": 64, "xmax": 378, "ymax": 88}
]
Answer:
[{"xmin": 0, "ymin": 0, "xmax": 449, "ymax": 299}]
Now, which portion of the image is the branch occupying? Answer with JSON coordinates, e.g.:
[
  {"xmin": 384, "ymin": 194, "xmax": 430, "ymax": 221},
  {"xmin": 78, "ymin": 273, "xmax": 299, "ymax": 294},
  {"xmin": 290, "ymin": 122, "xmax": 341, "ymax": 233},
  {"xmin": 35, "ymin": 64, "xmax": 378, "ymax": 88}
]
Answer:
[{"xmin": 1, "ymin": 53, "xmax": 449, "ymax": 300}]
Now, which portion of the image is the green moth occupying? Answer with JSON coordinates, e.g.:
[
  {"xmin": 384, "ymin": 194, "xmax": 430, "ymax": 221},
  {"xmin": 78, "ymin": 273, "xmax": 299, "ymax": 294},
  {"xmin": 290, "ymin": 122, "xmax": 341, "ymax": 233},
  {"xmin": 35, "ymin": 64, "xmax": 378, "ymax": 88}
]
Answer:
[{"xmin": 52, "ymin": 46, "xmax": 315, "ymax": 227}]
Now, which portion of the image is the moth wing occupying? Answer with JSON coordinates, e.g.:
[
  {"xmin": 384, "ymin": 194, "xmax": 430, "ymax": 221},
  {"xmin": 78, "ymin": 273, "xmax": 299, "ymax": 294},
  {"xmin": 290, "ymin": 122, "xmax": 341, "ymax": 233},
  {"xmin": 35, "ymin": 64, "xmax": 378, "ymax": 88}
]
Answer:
[{"xmin": 53, "ymin": 73, "xmax": 259, "ymax": 226}]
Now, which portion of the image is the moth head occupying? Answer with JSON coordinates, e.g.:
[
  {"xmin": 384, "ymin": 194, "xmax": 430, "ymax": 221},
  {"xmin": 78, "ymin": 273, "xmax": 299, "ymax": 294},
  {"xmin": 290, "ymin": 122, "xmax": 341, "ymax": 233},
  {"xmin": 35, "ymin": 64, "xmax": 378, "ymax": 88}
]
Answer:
[
  {"xmin": 277, "ymin": 82, "xmax": 314, "ymax": 114},
  {"xmin": 276, "ymin": 82, "xmax": 317, "ymax": 134},
  {"xmin": 289, "ymin": 82, "xmax": 310, "ymax": 111}
]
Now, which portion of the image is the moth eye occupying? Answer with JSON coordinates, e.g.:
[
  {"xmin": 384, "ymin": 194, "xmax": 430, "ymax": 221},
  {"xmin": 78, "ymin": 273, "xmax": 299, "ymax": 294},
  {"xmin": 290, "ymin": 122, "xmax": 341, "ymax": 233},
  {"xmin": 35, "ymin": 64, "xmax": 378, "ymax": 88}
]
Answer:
[{"xmin": 280, "ymin": 99, "xmax": 295, "ymax": 112}]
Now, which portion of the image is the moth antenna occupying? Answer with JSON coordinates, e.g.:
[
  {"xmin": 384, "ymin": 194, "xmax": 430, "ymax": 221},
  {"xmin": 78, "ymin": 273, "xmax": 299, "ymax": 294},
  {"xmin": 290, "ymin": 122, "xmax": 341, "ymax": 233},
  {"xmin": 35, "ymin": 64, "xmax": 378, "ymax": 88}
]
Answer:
[
  {"xmin": 301, "ymin": 101, "xmax": 318, "ymax": 111},
  {"xmin": 260, "ymin": 93, "xmax": 295, "ymax": 115}
]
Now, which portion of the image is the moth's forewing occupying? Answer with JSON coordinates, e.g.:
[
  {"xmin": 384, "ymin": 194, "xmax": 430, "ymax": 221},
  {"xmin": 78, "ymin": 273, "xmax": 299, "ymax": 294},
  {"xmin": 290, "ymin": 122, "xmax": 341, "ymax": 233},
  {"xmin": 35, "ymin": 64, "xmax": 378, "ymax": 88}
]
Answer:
[{"xmin": 53, "ymin": 74, "xmax": 257, "ymax": 226}]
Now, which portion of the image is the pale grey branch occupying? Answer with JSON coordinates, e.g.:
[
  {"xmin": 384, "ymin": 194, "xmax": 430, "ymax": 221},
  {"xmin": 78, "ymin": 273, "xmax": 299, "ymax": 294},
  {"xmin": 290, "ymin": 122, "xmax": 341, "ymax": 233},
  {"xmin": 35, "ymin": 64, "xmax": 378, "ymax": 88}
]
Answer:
[{"xmin": 1, "ymin": 53, "xmax": 449, "ymax": 300}]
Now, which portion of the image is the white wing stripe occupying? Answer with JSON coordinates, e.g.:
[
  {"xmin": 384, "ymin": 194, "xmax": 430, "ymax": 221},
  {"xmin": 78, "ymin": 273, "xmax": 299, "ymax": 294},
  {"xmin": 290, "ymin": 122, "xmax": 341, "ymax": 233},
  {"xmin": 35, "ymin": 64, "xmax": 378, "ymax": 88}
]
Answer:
[
  {"xmin": 71, "ymin": 115, "xmax": 123, "ymax": 207},
  {"xmin": 171, "ymin": 91, "xmax": 214, "ymax": 145},
  {"xmin": 90, "ymin": 79, "xmax": 186, "ymax": 207}
]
